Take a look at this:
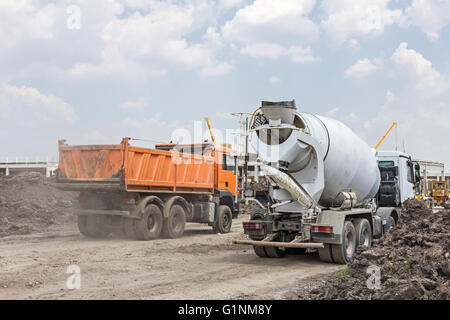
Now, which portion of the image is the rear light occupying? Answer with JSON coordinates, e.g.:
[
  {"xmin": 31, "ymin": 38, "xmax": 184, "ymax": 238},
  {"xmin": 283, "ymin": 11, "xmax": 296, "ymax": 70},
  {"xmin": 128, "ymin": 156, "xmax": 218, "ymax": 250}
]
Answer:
[
  {"xmin": 311, "ymin": 225, "xmax": 333, "ymax": 234},
  {"xmin": 243, "ymin": 222, "xmax": 263, "ymax": 230},
  {"xmin": 122, "ymin": 198, "xmax": 136, "ymax": 205},
  {"xmin": 74, "ymin": 197, "xmax": 84, "ymax": 204}
]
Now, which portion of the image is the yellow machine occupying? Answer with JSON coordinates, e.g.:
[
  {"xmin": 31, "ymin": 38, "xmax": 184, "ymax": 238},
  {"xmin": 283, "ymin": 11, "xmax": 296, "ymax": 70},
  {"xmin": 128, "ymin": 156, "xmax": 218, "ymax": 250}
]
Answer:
[{"xmin": 430, "ymin": 181, "xmax": 449, "ymax": 207}]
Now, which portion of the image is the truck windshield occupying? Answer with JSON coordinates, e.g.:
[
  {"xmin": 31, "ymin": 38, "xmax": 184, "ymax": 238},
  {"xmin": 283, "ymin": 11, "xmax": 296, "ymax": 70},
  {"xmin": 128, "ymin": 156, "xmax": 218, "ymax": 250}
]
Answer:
[
  {"xmin": 378, "ymin": 161, "xmax": 394, "ymax": 167},
  {"xmin": 222, "ymin": 155, "xmax": 236, "ymax": 173}
]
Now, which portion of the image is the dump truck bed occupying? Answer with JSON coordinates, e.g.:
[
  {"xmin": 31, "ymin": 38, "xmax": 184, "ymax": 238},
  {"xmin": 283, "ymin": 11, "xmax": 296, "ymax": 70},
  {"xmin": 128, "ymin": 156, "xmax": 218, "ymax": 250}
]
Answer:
[{"xmin": 56, "ymin": 138, "xmax": 215, "ymax": 194}]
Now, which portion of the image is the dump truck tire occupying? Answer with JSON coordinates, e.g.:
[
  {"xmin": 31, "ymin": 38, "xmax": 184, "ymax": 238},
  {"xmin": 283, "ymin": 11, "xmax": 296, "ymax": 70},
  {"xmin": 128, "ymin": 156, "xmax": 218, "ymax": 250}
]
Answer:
[
  {"xmin": 77, "ymin": 215, "xmax": 91, "ymax": 237},
  {"xmin": 213, "ymin": 205, "xmax": 232, "ymax": 234},
  {"xmin": 331, "ymin": 221, "xmax": 356, "ymax": 264},
  {"xmin": 134, "ymin": 204, "xmax": 163, "ymax": 241},
  {"xmin": 444, "ymin": 201, "xmax": 450, "ymax": 209},
  {"xmin": 354, "ymin": 218, "xmax": 372, "ymax": 248},
  {"xmin": 318, "ymin": 244, "xmax": 333, "ymax": 263},
  {"xmin": 265, "ymin": 246, "xmax": 286, "ymax": 258},
  {"xmin": 162, "ymin": 204, "xmax": 186, "ymax": 239},
  {"xmin": 86, "ymin": 215, "xmax": 110, "ymax": 238},
  {"xmin": 253, "ymin": 245, "xmax": 268, "ymax": 257}
]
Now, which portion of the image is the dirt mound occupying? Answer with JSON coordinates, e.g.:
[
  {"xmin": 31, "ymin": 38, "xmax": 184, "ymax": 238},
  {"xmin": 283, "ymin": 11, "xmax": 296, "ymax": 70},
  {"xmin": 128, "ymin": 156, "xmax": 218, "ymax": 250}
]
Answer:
[
  {"xmin": 0, "ymin": 172, "xmax": 77, "ymax": 237},
  {"xmin": 299, "ymin": 199, "xmax": 449, "ymax": 300}
]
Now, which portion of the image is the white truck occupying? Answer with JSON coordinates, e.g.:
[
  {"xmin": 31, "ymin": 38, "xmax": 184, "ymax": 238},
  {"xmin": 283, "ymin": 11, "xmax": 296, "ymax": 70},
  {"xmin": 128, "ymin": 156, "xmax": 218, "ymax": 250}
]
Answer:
[{"xmin": 235, "ymin": 101, "xmax": 418, "ymax": 264}]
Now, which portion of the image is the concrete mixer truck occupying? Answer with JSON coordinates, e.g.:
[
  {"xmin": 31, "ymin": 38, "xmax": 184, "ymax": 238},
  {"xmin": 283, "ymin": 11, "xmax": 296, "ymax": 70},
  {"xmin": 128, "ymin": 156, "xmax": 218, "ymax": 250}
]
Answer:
[{"xmin": 235, "ymin": 100, "xmax": 417, "ymax": 264}]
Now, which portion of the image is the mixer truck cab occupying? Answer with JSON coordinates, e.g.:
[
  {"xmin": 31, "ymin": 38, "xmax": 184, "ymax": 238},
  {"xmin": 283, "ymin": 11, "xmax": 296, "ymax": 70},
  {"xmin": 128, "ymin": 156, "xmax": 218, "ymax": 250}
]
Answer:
[
  {"xmin": 375, "ymin": 150, "xmax": 417, "ymax": 228},
  {"xmin": 236, "ymin": 100, "xmax": 418, "ymax": 264},
  {"xmin": 56, "ymin": 139, "xmax": 239, "ymax": 240}
]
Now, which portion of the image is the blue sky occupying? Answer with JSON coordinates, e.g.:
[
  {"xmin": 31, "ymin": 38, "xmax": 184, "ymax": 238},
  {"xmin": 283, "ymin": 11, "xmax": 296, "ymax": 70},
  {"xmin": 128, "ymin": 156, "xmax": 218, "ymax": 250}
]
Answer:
[{"xmin": 0, "ymin": 0, "xmax": 449, "ymax": 168}]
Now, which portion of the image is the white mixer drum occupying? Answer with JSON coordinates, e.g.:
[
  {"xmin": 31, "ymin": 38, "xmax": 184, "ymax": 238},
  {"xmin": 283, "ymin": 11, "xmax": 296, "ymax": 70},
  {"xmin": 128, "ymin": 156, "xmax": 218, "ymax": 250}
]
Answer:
[{"xmin": 315, "ymin": 115, "xmax": 381, "ymax": 206}]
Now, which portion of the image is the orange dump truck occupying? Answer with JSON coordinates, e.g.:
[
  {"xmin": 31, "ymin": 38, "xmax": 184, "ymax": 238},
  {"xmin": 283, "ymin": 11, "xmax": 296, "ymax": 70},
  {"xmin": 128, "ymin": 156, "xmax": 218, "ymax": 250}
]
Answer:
[{"xmin": 56, "ymin": 138, "xmax": 238, "ymax": 240}]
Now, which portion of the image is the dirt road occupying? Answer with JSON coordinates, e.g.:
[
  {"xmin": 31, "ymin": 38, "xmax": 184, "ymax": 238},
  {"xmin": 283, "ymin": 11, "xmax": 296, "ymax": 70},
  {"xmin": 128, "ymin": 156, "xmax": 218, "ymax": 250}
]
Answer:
[{"xmin": 0, "ymin": 216, "xmax": 341, "ymax": 300}]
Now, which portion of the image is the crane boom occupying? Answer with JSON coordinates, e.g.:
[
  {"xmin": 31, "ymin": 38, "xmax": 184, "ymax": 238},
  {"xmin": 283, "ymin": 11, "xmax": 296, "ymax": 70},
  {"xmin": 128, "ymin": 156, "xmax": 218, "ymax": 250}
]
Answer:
[
  {"xmin": 205, "ymin": 117, "xmax": 215, "ymax": 144},
  {"xmin": 375, "ymin": 122, "xmax": 397, "ymax": 150}
]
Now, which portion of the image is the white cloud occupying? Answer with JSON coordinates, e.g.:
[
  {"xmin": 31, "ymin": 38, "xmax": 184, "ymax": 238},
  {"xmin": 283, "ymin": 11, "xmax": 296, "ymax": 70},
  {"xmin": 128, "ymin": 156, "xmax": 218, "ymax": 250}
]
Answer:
[
  {"xmin": 325, "ymin": 107, "xmax": 339, "ymax": 117},
  {"xmin": 320, "ymin": 0, "xmax": 405, "ymax": 44},
  {"xmin": 269, "ymin": 76, "xmax": 280, "ymax": 84},
  {"xmin": 0, "ymin": 83, "xmax": 75, "ymax": 125},
  {"xmin": 0, "ymin": 0, "xmax": 56, "ymax": 49},
  {"xmin": 344, "ymin": 58, "xmax": 383, "ymax": 78},
  {"xmin": 391, "ymin": 42, "xmax": 450, "ymax": 96},
  {"xmin": 240, "ymin": 43, "xmax": 320, "ymax": 63},
  {"xmin": 406, "ymin": 0, "xmax": 450, "ymax": 41},
  {"xmin": 222, "ymin": 0, "xmax": 320, "ymax": 61},
  {"xmin": 119, "ymin": 97, "xmax": 149, "ymax": 110},
  {"xmin": 67, "ymin": 1, "xmax": 231, "ymax": 78}
]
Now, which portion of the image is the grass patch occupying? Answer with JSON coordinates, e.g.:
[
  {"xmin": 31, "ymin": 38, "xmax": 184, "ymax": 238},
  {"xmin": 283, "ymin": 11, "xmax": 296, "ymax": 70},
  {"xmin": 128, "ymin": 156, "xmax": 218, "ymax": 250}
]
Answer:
[{"xmin": 334, "ymin": 266, "xmax": 351, "ymax": 284}]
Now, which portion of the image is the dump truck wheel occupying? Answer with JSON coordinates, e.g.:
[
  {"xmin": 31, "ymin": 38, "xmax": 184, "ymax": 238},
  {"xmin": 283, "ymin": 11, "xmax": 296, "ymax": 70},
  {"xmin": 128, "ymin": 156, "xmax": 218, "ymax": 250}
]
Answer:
[
  {"xmin": 253, "ymin": 245, "xmax": 268, "ymax": 257},
  {"xmin": 134, "ymin": 204, "xmax": 163, "ymax": 241},
  {"xmin": 86, "ymin": 215, "xmax": 110, "ymax": 238},
  {"xmin": 77, "ymin": 215, "xmax": 91, "ymax": 237},
  {"xmin": 162, "ymin": 204, "xmax": 186, "ymax": 239},
  {"xmin": 354, "ymin": 218, "xmax": 372, "ymax": 248},
  {"xmin": 331, "ymin": 221, "xmax": 356, "ymax": 264},
  {"xmin": 318, "ymin": 244, "xmax": 333, "ymax": 263},
  {"xmin": 444, "ymin": 201, "xmax": 450, "ymax": 209},
  {"xmin": 213, "ymin": 205, "xmax": 233, "ymax": 234},
  {"xmin": 265, "ymin": 246, "xmax": 286, "ymax": 258}
]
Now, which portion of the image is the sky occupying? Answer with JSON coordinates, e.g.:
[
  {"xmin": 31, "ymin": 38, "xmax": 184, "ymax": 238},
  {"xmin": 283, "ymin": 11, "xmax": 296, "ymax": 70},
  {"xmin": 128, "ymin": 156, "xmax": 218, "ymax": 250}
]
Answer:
[{"xmin": 0, "ymin": 0, "xmax": 449, "ymax": 168}]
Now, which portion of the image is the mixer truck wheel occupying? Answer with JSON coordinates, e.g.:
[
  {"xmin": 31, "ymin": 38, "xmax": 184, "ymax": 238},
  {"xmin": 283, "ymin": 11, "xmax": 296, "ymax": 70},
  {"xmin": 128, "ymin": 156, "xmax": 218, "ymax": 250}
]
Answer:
[
  {"xmin": 134, "ymin": 204, "xmax": 163, "ymax": 241},
  {"xmin": 265, "ymin": 246, "xmax": 287, "ymax": 258},
  {"xmin": 77, "ymin": 215, "xmax": 92, "ymax": 237},
  {"xmin": 162, "ymin": 204, "xmax": 186, "ymax": 239},
  {"xmin": 354, "ymin": 218, "xmax": 372, "ymax": 248},
  {"xmin": 86, "ymin": 215, "xmax": 110, "ymax": 238},
  {"xmin": 253, "ymin": 245, "xmax": 268, "ymax": 258},
  {"xmin": 318, "ymin": 244, "xmax": 333, "ymax": 263},
  {"xmin": 213, "ymin": 205, "xmax": 233, "ymax": 234},
  {"xmin": 331, "ymin": 221, "xmax": 356, "ymax": 264}
]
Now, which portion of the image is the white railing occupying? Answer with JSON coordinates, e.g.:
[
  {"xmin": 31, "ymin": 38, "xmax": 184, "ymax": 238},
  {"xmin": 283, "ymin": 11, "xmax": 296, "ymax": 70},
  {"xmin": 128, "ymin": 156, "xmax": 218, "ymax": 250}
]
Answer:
[{"xmin": 0, "ymin": 156, "xmax": 58, "ymax": 164}]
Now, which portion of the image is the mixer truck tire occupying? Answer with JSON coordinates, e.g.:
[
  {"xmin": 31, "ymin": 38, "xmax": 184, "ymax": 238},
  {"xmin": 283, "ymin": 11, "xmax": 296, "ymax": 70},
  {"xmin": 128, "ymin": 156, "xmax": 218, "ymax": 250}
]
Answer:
[
  {"xmin": 331, "ymin": 221, "xmax": 356, "ymax": 264},
  {"xmin": 253, "ymin": 246, "xmax": 268, "ymax": 258},
  {"xmin": 212, "ymin": 205, "xmax": 233, "ymax": 234},
  {"xmin": 318, "ymin": 244, "xmax": 333, "ymax": 263},
  {"xmin": 354, "ymin": 218, "xmax": 372, "ymax": 248},
  {"xmin": 162, "ymin": 204, "xmax": 186, "ymax": 239},
  {"xmin": 248, "ymin": 208, "xmax": 267, "ymax": 240},
  {"xmin": 77, "ymin": 215, "xmax": 92, "ymax": 237},
  {"xmin": 265, "ymin": 246, "xmax": 287, "ymax": 258},
  {"xmin": 134, "ymin": 204, "xmax": 163, "ymax": 241},
  {"xmin": 86, "ymin": 215, "xmax": 110, "ymax": 238}
]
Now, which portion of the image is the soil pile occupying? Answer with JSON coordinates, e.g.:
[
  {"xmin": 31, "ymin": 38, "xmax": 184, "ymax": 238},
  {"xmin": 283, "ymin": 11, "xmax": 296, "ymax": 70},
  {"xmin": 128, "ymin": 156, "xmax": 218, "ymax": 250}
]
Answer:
[
  {"xmin": 301, "ymin": 199, "xmax": 449, "ymax": 300},
  {"xmin": 0, "ymin": 172, "xmax": 77, "ymax": 237}
]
